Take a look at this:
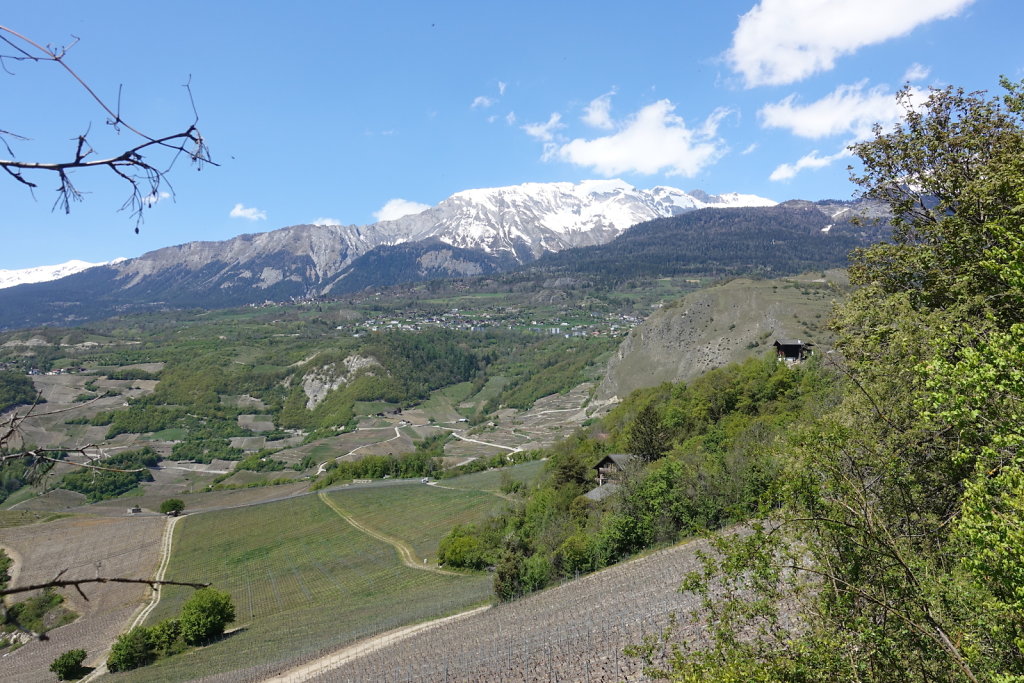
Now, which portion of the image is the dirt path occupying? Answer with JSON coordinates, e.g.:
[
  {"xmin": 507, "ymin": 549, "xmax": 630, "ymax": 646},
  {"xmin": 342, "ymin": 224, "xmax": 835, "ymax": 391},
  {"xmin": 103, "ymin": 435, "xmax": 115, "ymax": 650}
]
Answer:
[
  {"xmin": 316, "ymin": 426, "xmax": 403, "ymax": 474},
  {"xmin": 443, "ymin": 428, "xmax": 519, "ymax": 452},
  {"xmin": 262, "ymin": 605, "xmax": 490, "ymax": 683},
  {"xmin": 317, "ymin": 491, "xmax": 460, "ymax": 576},
  {"xmin": 128, "ymin": 514, "xmax": 181, "ymax": 629}
]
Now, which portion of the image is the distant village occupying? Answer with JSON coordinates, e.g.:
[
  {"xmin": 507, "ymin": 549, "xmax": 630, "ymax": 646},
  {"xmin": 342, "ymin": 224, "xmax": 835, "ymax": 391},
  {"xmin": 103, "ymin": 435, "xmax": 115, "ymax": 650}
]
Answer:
[{"xmin": 339, "ymin": 307, "xmax": 645, "ymax": 338}]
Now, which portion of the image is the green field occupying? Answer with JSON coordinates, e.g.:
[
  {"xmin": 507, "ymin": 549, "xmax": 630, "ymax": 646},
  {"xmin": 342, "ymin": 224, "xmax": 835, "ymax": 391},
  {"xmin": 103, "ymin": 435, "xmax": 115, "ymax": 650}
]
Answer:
[
  {"xmin": 120, "ymin": 492, "xmax": 491, "ymax": 681},
  {"xmin": 324, "ymin": 483, "xmax": 507, "ymax": 561},
  {"xmin": 441, "ymin": 459, "xmax": 547, "ymax": 495}
]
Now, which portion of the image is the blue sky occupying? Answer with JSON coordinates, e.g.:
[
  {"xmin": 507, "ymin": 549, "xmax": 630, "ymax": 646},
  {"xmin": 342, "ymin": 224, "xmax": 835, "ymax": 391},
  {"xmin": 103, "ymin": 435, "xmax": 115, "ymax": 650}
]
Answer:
[{"xmin": 1, "ymin": 0, "xmax": 1021, "ymax": 269}]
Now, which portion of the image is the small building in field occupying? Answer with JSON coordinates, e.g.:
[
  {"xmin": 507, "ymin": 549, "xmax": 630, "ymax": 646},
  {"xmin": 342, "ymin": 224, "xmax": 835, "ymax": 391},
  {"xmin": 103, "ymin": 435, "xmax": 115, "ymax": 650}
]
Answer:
[
  {"xmin": 773, "ymin": 339, "xmax": 814, "ymax": 364},
  {"xmin": 593, "ymin": 453, "xmax": 636, "ymax": 486}
]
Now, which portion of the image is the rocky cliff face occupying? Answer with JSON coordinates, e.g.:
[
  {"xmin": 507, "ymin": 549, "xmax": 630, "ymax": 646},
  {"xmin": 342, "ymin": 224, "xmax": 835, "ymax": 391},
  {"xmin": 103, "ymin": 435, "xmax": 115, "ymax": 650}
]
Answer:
[{"xmin": 596, "ymin": 273, "xmax": 847, "ymax": 401}]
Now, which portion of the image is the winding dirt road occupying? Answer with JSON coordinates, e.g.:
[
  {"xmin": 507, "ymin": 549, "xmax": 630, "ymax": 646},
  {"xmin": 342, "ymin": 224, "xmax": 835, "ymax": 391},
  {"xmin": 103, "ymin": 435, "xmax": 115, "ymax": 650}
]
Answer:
[
  {"xmin": 316, "ymin": 491, "xmax": 460, "ymax": 575},
  {"xmin": 262, "ymin": 604, "xmax": 490, "ymax": 682}
]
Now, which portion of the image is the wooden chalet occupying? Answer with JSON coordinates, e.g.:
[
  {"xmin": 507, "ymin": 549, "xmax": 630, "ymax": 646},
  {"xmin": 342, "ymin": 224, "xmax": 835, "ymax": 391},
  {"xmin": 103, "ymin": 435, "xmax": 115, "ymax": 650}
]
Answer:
[
  {"xmin": 773, "ymin": 339, "xmax": 814, "ymax": 364},
  {"xmin": 593, "ymin": 453, "xmax": 636, "ymax": 486}
]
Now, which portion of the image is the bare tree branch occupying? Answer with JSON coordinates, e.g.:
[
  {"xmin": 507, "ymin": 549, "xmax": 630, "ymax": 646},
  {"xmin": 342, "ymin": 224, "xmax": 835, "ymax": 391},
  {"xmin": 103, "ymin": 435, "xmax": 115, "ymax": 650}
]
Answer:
[
  {"xmin": 0, "ymin": 577, "xmax": 210, "ymax": 600},
  {"xmin": 0, "ymin": 25, "xmax": 215, "ymax": 231}
]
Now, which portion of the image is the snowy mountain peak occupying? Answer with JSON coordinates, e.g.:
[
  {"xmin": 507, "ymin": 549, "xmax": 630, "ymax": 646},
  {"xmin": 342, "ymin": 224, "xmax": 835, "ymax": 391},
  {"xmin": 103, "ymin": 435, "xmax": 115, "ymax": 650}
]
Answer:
[
  {"xmin": 416, "ymin": 180, "xmax": 775, "ymax": 258},
  {"xmin": 0, "ymin": 258, "xmax": 125, "ymax": 290}
]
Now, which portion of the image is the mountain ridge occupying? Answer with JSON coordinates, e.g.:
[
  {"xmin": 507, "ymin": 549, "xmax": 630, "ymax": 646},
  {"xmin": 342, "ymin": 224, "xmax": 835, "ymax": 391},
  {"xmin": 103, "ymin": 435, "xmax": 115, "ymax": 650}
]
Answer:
[{"xmin": 0, "ymin": 180, "xmax": 885, "ymax": 330}]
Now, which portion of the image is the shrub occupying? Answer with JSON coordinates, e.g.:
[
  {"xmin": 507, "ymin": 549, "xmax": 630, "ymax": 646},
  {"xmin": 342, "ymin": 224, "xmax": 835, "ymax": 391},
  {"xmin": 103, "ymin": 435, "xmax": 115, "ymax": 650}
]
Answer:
[
  {"xmin": 49, "ymin": 649, "xmax": 87, "ymax": 680},
  {"xmin": 159, "ymin": 498, "xmax": 185, "ymax": 515},
  {"xmin": 106, "ymin": 627, "xmax": 155, "ymax": 672},
  {"xmin": 179, "ymin": 588, "xmax": 235, "ymax": 644},
  {"xmin": 149, "ymin": 618, "xmax": 186, "ymax": 657}
]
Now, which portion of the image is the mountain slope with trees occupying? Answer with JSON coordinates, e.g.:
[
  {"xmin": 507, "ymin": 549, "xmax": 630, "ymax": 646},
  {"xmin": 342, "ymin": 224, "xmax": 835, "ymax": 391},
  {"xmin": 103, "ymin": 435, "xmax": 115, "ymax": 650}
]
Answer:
[
  {"xmin": 649, "ymin": 80, "xmax": 1024, "ymax": 682},
  {"xmin": 524, "ymin": 201, "xmax": 888, "ymax": 283}
]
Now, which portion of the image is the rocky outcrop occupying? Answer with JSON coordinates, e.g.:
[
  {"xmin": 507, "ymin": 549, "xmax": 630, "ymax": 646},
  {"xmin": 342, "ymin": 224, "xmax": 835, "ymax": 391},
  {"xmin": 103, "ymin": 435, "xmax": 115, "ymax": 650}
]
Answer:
[
  {"xmin": 596, "ymin": 274, "xmax": 844, "ymax": 401},
  {"xmin": 301, "ymin": 355, "xmax": 381, "ymax": 409}
]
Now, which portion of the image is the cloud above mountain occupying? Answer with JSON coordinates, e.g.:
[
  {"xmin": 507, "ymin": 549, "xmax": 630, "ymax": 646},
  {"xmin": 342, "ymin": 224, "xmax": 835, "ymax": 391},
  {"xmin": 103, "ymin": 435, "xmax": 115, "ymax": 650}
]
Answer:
[
  {"xmin": 373, "ymin": 198, "xmax": 431, "ymax": 222},
  {"xmin": 551, "ymin": 99, "xmax": 731, "ymax": 177},
  {"xmin": 230, "ymin": 204, "xmax": 267, "ymax": 221},
  {"xmin": 760, "ymin": 80, "xmax": 919, "ymax": 140}
]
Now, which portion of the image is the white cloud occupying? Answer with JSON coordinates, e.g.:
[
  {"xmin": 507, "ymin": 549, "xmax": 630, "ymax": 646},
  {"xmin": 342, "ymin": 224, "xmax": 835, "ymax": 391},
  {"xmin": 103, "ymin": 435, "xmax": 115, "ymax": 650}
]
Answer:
[
  {"xmin": 728, "ymin": 0, "xmax": 975, "ymax": 87},
  {"xmin": 582, "ymin": 91, "xmax": 616, "ymax": 130},
  {"xmin": 230, "ymin": 203, "xmax": 267, "ymax": 221},
  {"xmin": 498, "ymin": 81, "xmax": 507, "ymax": 95},
  {"xmin": 741, "ymin": 143, "xmax": 759, "ymax": 155},
  {"xmin": 471, "ymin": 95, "xmax": 496, "ymax": 109},
  {"xmin": 373, "ymin": 198, "xmax": 431, "ymax": 222},
  {"xmin": 141, "ymin": 191, "xmax": 171, "ymax": 206},
  {"xmin": 760, "ymin": 80, "xmax": 917, "ymax": 140},
  {"xmin": 311, "ymin": 217, "xmax": 341, "ymax": 226},
  {"xmin": 552, "ymin": 100, "xmax": 731, "ymax": 177},
  {"xmin": 903, "ymin": 62, "xmax": 931, "ymax": 82},
  {"xmin": 522, "ymin": 113, "xmax": 565, "ymax": 142},
  {"xmin": 505, "ymin": 111, "xmax": 517, "ymax": 125},
  {"xmin": 769, "ymin": 147, "xmax": 853, "ymax": 181}
]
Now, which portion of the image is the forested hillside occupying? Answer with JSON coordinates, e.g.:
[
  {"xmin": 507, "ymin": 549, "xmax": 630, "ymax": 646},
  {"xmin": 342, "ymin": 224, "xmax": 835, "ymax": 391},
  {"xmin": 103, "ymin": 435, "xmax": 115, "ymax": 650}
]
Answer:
[
  {"xmin": 527, "ymin": 202, "xmax": 888, "ymax": 282},
  {"xmin": 637, "ymin": 82, "xmax": 1024, "ymax": 681},
  {"xmin": 438, "ymin": 355, "xmax": 838, "ymax": 599},
  {"xmin": 430, "ymin": 81, "xmax": 1024, "ymax": 682}
]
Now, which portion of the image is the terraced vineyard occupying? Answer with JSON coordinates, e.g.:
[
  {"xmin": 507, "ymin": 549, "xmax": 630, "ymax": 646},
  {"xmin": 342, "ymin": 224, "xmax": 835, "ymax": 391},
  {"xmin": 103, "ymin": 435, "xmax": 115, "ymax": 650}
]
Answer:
[
  {"xmin": 112, "ymin": 491, "xmax": 492, "ymax": 682},
  {"xmin": 0, "ymin": 515, "xmax": 166, "ymax": 682},
  {"xmin": 197, "ymin": 535, "xmax": 728, "ymax": 682}
]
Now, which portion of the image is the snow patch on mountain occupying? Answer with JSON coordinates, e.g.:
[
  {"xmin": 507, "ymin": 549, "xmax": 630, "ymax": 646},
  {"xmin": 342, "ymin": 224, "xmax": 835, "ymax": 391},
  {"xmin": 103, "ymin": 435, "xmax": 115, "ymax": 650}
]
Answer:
[{"xmin": 0, "ymin": 258, "xmax": 125, "ymax": 289}]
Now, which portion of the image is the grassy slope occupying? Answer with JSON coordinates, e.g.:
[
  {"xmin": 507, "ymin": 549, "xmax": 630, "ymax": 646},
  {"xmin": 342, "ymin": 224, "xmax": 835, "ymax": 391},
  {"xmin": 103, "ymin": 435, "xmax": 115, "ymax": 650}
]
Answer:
[
  {"xmin": 116, "ymin": 492, "xmax": 491, "ymax": 682},
  {"xmin": 441, "ymin": 459, "xmax": 546, "ymax": 495},
  {"xmin": 322, "ymin": 484, "xmax": 506, "ymax": 561}
]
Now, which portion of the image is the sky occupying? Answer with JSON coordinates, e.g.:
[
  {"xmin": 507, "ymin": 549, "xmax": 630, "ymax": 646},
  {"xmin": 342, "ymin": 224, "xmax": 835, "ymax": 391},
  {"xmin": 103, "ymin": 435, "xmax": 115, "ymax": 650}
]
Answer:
[{"xmin": 1, "ymin": 0, "xmax": 1022, "ymax": 269}]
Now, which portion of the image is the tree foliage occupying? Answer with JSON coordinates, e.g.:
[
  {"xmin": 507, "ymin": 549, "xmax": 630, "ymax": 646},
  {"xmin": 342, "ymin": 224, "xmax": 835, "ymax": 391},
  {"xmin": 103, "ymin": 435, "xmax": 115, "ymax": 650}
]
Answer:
[
  {"xmin": 655, "ymin": 80, "xmax": 1024, "ymax": 682},
  {"xmin": 159, "ymin": 498, "xmax": 185, "ymax": 514},
  {"xmin": 106, "ymin": 627, "xmax": 155, "ymax": 672},
  {"xmin": 0, "ymin": 370, "xmax": 38, "ymax": 413},
  {"xmin": 179, "ymin": 587, "xmax": 235, "ymax": 645},
  {"xmin": 59, "ymin": 447, "xmax": 157, "ymax": 502},
  {"xmin": 438, "ymin": 354, "xmax": 835, "ymax": 599},
  {"xmin": 49, "ymin": 648, "xmax": 87, "ymax": 680}
]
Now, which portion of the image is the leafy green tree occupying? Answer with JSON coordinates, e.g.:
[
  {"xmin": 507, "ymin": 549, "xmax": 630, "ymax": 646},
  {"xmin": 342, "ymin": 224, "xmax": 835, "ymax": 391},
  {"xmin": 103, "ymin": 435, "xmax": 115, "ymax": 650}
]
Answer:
[
  {"xmin": 179, "ymin": 587, "xmax": 235, "ymax": 644},
  {"xmin": 626, "ymin": 403, "xmax": 670, "ymax": 461},
  {"xmin": 653, "ymin": 79, "xmax": 1024, "ymax": 682},
  {"xmin": 49, "ymin": 649, "xmax": 87, "ymax": 680},
  {"xmin": 149, "ymin": 618, "xmax": 186, "ymax": 657},
  {"xmin": 106, "ymin": 627, "xmax": 155, "ymax": 672},
  {"xmin": 159, "ymin": 498, "xmax": 185, "ymax": 515},
  {"xmin": 0, "ymin": 370, "xmax": 39, "ymax": 413}
]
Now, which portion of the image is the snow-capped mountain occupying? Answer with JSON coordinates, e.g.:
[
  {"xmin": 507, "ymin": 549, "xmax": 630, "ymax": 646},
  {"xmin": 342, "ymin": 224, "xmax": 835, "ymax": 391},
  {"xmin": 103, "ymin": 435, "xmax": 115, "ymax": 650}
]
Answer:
[
  {"xmin": 0, "ymin": 179, "xmax": 793, "ymax": 328},
  {"xmin": 0, "ymin": 258, "xmax": 125, "ymax": 290},
  {"xmin": 377, "ymin": 179, "xmax": 777, "ymax": 261}
]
